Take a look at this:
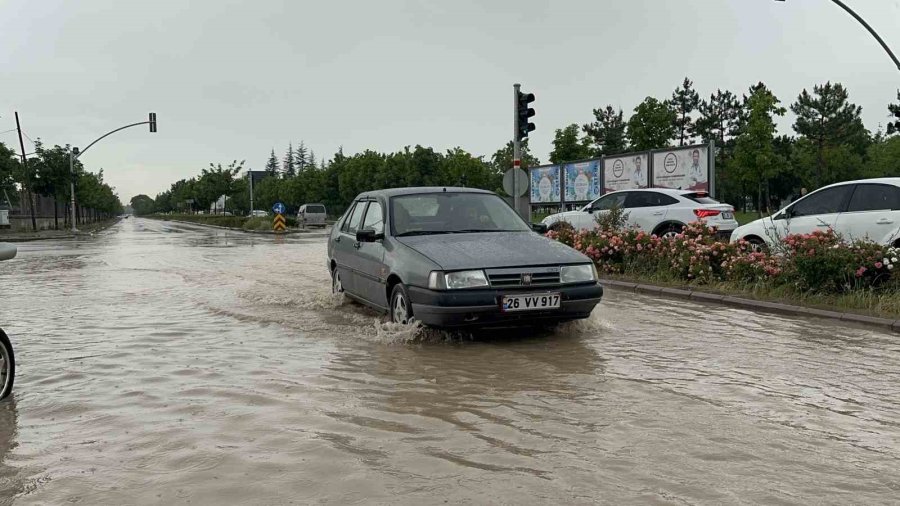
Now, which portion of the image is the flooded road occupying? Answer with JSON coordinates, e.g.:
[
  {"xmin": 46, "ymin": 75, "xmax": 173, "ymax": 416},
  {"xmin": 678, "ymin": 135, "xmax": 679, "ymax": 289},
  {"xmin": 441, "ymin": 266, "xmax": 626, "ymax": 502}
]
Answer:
[{"xmin": 1, "ymin": 218, "xmax": 899, "ymax": 504}]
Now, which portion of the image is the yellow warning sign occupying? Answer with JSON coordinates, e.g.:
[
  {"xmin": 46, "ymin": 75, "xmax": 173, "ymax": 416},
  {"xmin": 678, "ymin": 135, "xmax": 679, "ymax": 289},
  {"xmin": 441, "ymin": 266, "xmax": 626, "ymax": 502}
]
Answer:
[{"xmin": 273, "ymin": 213, "xmax": 286, "ymax": 232}]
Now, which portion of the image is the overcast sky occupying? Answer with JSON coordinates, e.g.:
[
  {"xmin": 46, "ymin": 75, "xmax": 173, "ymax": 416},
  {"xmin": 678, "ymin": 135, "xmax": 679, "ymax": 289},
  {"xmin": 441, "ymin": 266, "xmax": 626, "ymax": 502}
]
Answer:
[{"xmin": 2, "ymin": 0, "xmax": 899, "ymax": 202}]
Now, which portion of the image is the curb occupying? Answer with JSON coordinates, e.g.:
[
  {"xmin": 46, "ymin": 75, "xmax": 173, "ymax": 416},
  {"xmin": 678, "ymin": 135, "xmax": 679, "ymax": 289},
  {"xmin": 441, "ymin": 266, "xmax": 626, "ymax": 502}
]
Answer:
[
  {"xmin": 153, "ymin": 218, "xmax": 311, "ymax": 235},
  {"xmin": 0, "ymin": 218, "xmax": 121, "ymax": 242},
  {"xmin": 601, "ymin": 278, "xmax": 899, "ymax": 333}
]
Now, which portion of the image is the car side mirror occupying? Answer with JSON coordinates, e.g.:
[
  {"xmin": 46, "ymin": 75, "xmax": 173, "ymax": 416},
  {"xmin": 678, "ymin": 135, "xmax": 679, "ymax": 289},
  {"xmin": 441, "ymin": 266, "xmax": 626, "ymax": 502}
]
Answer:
[
  {"xmin": 356, "ymin": 229, "xmax": 383, "ymax": 242},
  {"xmin": 531, "ymin": 223, "xmax": 548, "ymax": 234},
  {"xmin": 586, "ymin": 207, "xmax": 594, "ymax": 214}
]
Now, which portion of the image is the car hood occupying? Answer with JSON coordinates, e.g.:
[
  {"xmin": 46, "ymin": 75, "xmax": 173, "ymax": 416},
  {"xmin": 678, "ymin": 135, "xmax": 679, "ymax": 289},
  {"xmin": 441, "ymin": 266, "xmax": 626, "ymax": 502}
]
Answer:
[{"xmin": 396, "ymin": 232, "xmax": 590, "ymax": 270}]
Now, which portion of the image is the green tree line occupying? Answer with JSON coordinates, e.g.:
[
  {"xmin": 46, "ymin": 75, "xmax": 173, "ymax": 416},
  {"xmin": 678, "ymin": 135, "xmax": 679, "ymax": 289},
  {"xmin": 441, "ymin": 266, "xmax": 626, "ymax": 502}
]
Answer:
[
  {"xmin": 562, "ymin": 79, "xmax": 900, "ymax": 213},
  {"xmin": 0, "ymin": 140, "xmax": 124, "ymax": 229},
  {"xmin": 141, "ymin": 80, "xmax": 900, "ymax": 218}
]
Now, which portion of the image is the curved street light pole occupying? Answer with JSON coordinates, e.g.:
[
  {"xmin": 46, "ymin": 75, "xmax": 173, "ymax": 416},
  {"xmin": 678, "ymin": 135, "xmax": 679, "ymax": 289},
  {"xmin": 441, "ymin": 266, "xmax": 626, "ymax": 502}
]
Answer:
[
  {"xmin": 69, "ymin": 113, "xmax": 157, "ymax": 232},
  {"xmin": 777, "ymin": 0, "xmax": 900, "ymax": 72}
]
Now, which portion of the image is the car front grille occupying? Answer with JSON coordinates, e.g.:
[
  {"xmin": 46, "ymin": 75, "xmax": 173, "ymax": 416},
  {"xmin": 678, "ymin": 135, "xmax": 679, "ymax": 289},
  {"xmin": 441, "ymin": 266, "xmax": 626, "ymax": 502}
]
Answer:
[{"xmin": 486, "ymin": 268, "xmax": 561, "ymax": 288}]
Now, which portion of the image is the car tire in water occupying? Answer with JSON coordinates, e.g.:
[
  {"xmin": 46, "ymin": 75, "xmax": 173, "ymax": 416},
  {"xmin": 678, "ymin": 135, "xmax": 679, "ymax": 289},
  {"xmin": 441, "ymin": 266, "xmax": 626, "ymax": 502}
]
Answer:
[
  {"xmin": 746, "ymin": 236, "xmax": 768, "ymax": 253},
  {"xmin": 390, "ymin": 283, "xmax": 414, "ymax": 325},
  {"xmin": 332, "ymin": 268, "xmax": 344, "ymax": 294},
  {"xmin": 0, "ymin": 329, "xmax": 14, "ymax": 401}
]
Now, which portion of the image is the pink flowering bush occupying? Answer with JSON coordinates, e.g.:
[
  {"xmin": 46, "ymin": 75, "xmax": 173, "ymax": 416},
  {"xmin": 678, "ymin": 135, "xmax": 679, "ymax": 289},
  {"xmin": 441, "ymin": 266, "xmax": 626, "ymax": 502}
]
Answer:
[{"xmin": 546, "ymin": 222, "xmax": 898, "ymax": 293}]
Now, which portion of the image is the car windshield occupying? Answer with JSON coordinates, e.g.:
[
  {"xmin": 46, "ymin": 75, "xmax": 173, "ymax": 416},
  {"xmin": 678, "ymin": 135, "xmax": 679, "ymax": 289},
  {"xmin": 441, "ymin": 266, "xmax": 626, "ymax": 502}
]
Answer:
[{"xmin": 391, "ymin": 192, "xmax": 530, "ymax": 236}]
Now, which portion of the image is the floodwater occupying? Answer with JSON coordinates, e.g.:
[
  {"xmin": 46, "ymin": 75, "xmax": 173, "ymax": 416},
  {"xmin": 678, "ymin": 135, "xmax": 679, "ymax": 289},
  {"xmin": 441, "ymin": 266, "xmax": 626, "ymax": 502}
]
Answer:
[{"xmin": 1, "ymin": 218, "xmax": 899, "ymax": 505}]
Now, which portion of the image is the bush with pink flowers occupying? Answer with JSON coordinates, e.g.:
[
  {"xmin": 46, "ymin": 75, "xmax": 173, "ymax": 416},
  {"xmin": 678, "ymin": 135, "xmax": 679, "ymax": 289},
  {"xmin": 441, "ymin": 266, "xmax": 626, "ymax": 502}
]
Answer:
[{"xmin": 546, "ymin": 222, "xmax": 899, "ymax": 295}]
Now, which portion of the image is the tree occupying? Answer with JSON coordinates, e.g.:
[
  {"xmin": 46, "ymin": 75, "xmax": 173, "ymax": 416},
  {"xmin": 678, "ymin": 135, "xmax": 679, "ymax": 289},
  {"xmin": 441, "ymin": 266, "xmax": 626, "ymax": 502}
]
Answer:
[
  {"xmin": 671, "ymin": 77, "xmax": 700, "ymax": 146},
  {"xmin": 283, "ymin": 143, "xmax": 296, "ymax": 178},
  {"xmin": 489, "ymin": 140, "xmax": 540, "ymax": 176},
  {"xmin": 696, "ymin": 89, "xmax": 743, "ymax": 206},
  {"xmin": 791, "ymin": 81, "xmax": 869, "ymax": 188},
  {"xmin": 0, "ymin": 142, "xmax": 19, "ymax": 207},
  {"xmin": 888, "ymin": 90, "xmax": 900, "ymax": 135},
  {"xmin": 627, "ymin": 97, "xmax": 676, "ymax": 151},
  {"xmin": 265, "ymin": 149, "xmax": 279, "ymax": 176},
  {"xmin": 296, "ymin": 141, "xmax": 309, "ymax": 171},
  {"xmin": 130, "ymin": 194, "xmax": 155, "ymax": 215},
  {"xmin": 732, "ymin": 86, "xmax": 787, "ymax": 215},
  {"xmin": 582, "ymin": 106, "xmax": 628, "ymax": 156},
  {"xmin": 549, "ymin": 124, "xmax": 591, "ymax": 164}
]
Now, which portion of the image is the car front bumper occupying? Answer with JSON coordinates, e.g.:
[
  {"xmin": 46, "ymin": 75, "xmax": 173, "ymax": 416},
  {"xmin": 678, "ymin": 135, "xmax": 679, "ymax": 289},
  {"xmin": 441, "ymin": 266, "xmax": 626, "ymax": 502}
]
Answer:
[{"xmin": 408, "ymin": 282, "xmax": 603, "ymax": 328}]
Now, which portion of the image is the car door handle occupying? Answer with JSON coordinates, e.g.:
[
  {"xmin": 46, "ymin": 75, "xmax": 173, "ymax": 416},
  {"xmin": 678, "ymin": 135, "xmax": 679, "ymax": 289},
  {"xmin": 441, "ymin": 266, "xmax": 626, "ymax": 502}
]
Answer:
[
  {"xmin": 652, "ymin": 211, "xmax": 664, "ymax": 216},
  {"xmin": 877, "ymin": 219, "xmax": 894, "ymax": 225},
  {"xmin": 353, "ymin": 242, "xmax": 361, "ymax": 249},
  {"xmin": 335, "ymin": 236, "xmax": 341, "ymax": 243},
  {"xmin": 816, "ymin": 223, "xmax": 830, "ymax": 227}
]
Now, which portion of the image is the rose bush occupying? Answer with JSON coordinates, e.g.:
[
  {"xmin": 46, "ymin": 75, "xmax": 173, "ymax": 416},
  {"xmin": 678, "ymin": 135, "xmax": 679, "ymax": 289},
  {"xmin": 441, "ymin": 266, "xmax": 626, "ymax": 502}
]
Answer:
[{"xmin": 546, "ymin": 222, "xmax": 898, "ymax": 294}]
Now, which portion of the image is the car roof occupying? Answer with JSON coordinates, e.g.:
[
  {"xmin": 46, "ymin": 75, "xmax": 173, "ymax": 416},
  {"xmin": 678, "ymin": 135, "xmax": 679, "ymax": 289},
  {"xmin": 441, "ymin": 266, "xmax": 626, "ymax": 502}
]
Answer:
[
  {"xmin": 821, "ymin": 177, "xmax": 900, "ymax": 188},
  {"xmin": 603, "ymin": 188, "xmax": 703, "ymax": 196},
  {"xmin": 356, "ymin": 187, "xmax": 495, "ymax": 199}
]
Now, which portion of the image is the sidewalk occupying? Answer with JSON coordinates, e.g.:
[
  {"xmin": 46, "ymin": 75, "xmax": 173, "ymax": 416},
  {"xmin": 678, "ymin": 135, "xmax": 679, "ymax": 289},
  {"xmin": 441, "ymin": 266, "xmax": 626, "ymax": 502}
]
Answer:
[{"xmin": 0, "ymin": 219, "xmax": 121, "ymax": 242}]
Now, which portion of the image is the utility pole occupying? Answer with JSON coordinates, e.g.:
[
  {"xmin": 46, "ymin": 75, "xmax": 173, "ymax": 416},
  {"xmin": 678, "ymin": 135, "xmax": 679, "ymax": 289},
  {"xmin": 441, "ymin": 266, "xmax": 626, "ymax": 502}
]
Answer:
[
  {"xmin": 513, "ymin": 83, "xmax": 521, "ymax": 215},
  {"xmin": 69, "ymin": 147, "xmax": 79, "ymax": 232},
  {"xmin": 14, "ymin": 112, "xmax": 37, "ymax": 231},
  {"xmin": 249, "ymin": 171, "xmax": 254, "ymax": 216}
]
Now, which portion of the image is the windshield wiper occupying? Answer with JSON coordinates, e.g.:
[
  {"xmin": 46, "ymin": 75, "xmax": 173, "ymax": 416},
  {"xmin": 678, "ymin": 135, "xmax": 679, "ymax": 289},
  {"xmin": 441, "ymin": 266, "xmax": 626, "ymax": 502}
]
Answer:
[{"xmin": 396, "ymin": 230, "xmax": 455, "ymax": 237}]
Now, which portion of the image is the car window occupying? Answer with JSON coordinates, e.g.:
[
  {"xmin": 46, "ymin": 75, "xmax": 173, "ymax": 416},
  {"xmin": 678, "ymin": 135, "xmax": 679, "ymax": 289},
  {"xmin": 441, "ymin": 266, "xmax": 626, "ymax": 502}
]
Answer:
[
  {"xmin": 624, "ymin": 191, "xmax": 674, "ymax": 208},
  {"xmin": 343, "ymin": 201, "xmax": 367, "ymax": 234},
  {"xmin": 392, "ymin": 192, "xmax": 530, "ymax": 236},
  {"xmin": 361, "ymin": 201, "xmax": 384, "ymax": 234},
  {"xmin": 592, "ymin": 193, "xmax": 627, "ymax": 211},
  {"xmin": 306, "ymin": 205, "xmax": 326, "ymax": 214},
  {"xmin": 790, "ymin": 185, "xmax": 854, "ymax": 217},
  {"xmin": 683, "ymin": 192, "xmax": 719, "ymax": 205},
  {"xmin": 847, "ymin": 184, "xmax": 900, "ymax": 212}
]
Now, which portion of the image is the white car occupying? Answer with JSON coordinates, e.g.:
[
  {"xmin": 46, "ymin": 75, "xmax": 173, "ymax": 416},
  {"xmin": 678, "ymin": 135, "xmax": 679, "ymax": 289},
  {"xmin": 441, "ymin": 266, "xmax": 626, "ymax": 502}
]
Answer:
[
  {"xmin": 541, "ymin": 188, "xmax": 738, "ymax": 239},
  {"xmin": 731, "ymin": 178, "xmax": 900, "ymax": 249},
  {"xmin": 249, "ymin": 210, "xmax": 268, "ymax": 217}
]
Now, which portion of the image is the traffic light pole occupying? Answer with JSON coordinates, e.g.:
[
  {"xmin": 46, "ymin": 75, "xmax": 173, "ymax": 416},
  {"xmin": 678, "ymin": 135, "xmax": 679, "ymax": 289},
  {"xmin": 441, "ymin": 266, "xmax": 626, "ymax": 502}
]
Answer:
[{"xmin": 513, "ymin": 83, "xmax": 522, "ymax": 217}]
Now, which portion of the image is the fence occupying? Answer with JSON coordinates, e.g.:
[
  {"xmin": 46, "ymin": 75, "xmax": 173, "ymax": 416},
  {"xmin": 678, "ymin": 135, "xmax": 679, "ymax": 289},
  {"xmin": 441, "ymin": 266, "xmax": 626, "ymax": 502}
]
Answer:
[{"xmin": 4, "ymin": 191, "xmax": 111, "ymax": 231}]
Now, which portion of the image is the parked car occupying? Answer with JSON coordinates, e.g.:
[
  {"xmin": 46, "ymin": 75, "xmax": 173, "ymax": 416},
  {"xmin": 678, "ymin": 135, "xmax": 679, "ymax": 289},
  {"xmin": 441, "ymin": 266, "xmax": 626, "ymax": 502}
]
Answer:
[
  {"xmin": 298, "ymin": 203, "xmax": 327, "ymax": 228},
  {"xmin": 0, "ymin": 242, "xmax": 17, "ymax": 400},
  {"xmin": 249, "ymin": 210, "xmax": 268, "ymax": 218},
  {"xmin": 731, "ymin": 178, "xmax": 900, "ymax": 249},
  {"xmin": 541, "ymin": 188, "xmax": 738, "ymax": 239},
  {"xmin": 327, "ymin": 187, "xmax": 603, "ymax": 328}
]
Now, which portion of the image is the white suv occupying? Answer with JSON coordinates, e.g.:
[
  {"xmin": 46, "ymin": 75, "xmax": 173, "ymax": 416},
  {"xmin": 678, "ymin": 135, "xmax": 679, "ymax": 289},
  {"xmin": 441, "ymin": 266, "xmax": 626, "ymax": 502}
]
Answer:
[
  {"xmin": 541, "ymin": 188, "xmax": 738, "ymax": 238},
  {"xmin": 731, "ymin": 178, "xmax": 900, "ymax": 249}
]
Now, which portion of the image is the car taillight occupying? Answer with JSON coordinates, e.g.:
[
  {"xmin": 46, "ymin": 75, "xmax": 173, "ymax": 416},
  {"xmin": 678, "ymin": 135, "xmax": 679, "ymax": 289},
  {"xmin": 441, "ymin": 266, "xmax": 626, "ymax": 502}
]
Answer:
[{"xmin": 694, "ymin": 209, "xmax": 721, "ymax": 219}]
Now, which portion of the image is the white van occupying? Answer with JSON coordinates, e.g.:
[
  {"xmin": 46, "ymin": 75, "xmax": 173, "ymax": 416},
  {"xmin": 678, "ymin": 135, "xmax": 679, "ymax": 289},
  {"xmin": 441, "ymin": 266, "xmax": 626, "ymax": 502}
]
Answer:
[{"xmin": 298, "ymin": 203, "xmax": 327, "ymax": 228}]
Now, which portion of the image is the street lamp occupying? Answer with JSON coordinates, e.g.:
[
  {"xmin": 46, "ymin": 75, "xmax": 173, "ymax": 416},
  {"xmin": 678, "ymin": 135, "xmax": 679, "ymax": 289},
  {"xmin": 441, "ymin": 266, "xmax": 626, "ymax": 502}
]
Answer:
[
  {"xmin": 775, "ymin": 0, "xmax": 900, "ymax": 72},
  {"xmin": 69, "ymin": 113, "xmax": 157, "ymax": 232}
]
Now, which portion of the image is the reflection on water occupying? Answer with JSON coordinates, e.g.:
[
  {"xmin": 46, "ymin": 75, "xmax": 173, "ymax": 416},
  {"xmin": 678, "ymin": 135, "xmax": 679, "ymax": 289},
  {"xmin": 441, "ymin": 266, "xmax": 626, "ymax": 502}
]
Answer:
[{"xmin": 0, "ymin": 218, "xmax": 899, "ymax": 504}]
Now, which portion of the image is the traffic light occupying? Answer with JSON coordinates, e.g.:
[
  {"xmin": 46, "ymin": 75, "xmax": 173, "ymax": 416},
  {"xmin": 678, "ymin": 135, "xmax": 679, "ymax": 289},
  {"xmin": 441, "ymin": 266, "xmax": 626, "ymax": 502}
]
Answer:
[
  {"xmin": 516, "ymin": 91, "xmax": 535, "ymax": 141},
  {"xmin": 149, "ymin": 112, "xmax": 157, "ymax": 133}
]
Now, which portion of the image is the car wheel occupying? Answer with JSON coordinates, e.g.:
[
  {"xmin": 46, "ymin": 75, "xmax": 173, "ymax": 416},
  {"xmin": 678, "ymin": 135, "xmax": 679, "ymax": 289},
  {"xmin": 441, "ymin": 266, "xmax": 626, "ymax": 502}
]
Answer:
[
  {"xmin": 332, "ymin": 268, "xmax": 344, "ymax": 294},
  {"xmin": 0, "ymin": 330, "xmax": 14, "ymax": 400},
  {"xmin": 659, "ymin": 223, "xmax": 683, "ymax": 240},
  {"xmin": 390, "ymin": 284, "xmax": 414, "ymax": 325},
  {"xmin": 747, "ymin": 236, "xmax": 768, "ymax": 253}
]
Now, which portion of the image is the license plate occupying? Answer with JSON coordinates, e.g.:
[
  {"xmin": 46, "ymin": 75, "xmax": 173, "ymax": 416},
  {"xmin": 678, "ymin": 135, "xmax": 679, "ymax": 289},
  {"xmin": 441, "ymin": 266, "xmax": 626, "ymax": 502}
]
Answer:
[
  {"xmin": 721, "ymin": 212, "xmax": 733, "ymax": 220},
  {"xmin": 501, "ymin": 293, "xmax": 561, "ymax": 312}
]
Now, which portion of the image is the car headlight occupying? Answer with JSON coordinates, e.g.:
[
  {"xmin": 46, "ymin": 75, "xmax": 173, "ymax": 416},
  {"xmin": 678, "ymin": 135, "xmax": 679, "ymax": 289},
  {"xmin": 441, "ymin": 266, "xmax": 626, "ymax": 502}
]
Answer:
[
  {"xmin": 429, "ymin": 270, "xmax": 489, "ymax": 290},
  {"xmin": 560, "ymin": 264, "xmax": 596, "ymax": 284}
]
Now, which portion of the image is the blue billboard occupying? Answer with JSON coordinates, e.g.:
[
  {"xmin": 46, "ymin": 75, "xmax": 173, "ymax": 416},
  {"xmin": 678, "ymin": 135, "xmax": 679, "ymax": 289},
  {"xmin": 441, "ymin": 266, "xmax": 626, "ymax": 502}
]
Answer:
[
  {"xmin": 530, "ymin": 166, "xmax": 561, "ymax": 204},
  {"xmin": 564, "ymin": 160, "xmax": 601, "ymax": 202}
]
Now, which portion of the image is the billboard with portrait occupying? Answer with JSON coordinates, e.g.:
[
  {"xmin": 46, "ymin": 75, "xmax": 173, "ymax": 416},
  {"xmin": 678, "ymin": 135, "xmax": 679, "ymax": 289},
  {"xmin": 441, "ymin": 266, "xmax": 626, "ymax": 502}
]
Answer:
[
  {"xmin": 651, "ymin": 145, "xmax": 709, "ymax": 192},
  {"xmin": 602, "ymin": 153, "xmax": 648, "ymax": 193},
  {"xmin": 529, "ymin": 165, "xmax": 561, "ymax": 204},
  {"xmin": 563, "ymin": 160, "xmax": 601, "ymax": 202}
]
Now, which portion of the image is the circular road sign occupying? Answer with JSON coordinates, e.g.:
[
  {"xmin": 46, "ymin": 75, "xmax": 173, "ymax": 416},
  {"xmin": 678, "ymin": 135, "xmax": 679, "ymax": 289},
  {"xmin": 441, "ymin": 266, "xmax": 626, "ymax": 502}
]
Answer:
[
  {"xmin": 272, "ymin": 202, "xmax": 286, "ymax": 215},
  {"xmin": 503, "ymin": 168, "xmax": 529, "ymax": 197}
]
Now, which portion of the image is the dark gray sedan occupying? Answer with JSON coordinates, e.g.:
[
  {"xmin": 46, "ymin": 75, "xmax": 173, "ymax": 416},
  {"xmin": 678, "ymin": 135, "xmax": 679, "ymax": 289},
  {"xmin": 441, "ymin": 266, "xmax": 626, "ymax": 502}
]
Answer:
[{"xmin": 327, "ymin": 187, "xmax": 603, "ymax": 328}]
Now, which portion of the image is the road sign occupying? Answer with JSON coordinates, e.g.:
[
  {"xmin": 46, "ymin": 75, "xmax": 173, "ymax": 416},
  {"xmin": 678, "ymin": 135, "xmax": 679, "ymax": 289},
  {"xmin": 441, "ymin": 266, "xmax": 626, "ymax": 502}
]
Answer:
[
  {"xmin": 272, "ymin": 202, "xmax": 286, "ymax": 215},
  {"xmin": 503, "ymin": 168, "xmax": 529, "ymax": 197},
  {"xmin": 273, "ymin": 213, "xmax": 286, "ymax": 233}
]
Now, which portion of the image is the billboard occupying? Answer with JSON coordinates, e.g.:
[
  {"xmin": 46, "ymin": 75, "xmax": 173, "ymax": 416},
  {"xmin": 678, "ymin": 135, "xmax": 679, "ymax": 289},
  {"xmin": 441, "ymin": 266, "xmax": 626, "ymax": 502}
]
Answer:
[
  {"xmin": 529, "ymin": 165, "xmax": 561, "ymax": 204},
  {"xmin": 652, "ymin": 145, "xmax": 709, "ymax": 192},
  {"xmin": 564, "ymin": 160, "xmax": 601, "ymax": 202},
  {"xmin": 603, "ymin": 153, "xmax": 648, "ymax": 193}
]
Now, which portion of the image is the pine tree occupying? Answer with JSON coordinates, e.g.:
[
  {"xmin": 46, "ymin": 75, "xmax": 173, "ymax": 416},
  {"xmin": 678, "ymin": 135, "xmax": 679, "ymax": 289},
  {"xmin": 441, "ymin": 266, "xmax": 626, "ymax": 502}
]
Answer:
[
  {"xmin": 265, "ymin": 149, "xmax": 279, "ymax": 176},
  {"xmin": 791, "ymin": 82, "xmax": 869, "ymax": 188},
  {"xmin": 283, "ymin": 143, "xmax": 296, "ymax": 178},
  {"xmin": 307, "ymin": 149, "xmax": 317, "ymax": 170},
  {"xmin": 582, "ymin": 105, "xmax": 628, "ymax": 156},
  {"xmin": 888, "ymin": 90, "xmax": 900, "ymax": 135},
  {"xmin": 296, "ymin": 141, "xmax": 308, "ymax": 171},
  {"xmin": 733, "ymin": 87, "xmax": 787, "ymax": 214},
  {"xmin": 671, "ymin": 77, "xmax": 700, "ymax": 146}
]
